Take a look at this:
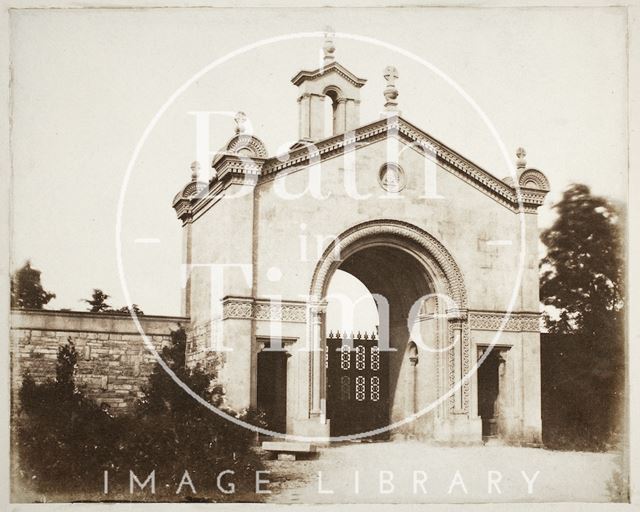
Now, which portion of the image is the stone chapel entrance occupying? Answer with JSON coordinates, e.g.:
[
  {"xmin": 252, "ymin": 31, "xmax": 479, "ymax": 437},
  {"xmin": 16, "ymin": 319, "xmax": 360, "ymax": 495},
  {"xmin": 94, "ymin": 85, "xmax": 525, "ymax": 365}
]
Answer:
[
  {"xmin": 322, "ymin": 236, "xmax": 443, "ymax": 440},
  {"xmin": 306, "ymin": 220, "xmax": 473, "ymax": 442},
  {"xmin": 172, "ymin": 38, "xmax": 549, "ymax": 445}
]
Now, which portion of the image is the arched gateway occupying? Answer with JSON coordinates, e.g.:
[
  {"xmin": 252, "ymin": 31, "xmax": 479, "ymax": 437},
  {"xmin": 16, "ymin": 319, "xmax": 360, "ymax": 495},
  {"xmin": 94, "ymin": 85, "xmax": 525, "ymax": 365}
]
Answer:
[
  {"xmin": 172, "ymin": 35, "xmax": 549, "ymax": 445},
  {"xmin": 309, "ymin": 220, "xmax": 470, "ymax": 440}
]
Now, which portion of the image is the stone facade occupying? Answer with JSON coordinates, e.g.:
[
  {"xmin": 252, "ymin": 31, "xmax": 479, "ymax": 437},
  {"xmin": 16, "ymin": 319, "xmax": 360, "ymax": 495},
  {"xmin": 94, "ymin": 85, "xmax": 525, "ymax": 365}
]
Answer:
[
  {"xmin": 171, "ymin": 41, "xmax": 550, "ymax": 444},
  {"xmin": 10, "ymin": 309, "xmax": 187, "ymax": 413}
]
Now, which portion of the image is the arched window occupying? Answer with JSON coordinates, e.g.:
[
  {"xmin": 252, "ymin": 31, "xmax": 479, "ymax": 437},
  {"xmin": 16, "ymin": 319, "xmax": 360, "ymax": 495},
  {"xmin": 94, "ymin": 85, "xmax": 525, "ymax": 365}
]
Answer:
[{"xmin": 323, "ymin": 87, "xmax": 342, "ymax": 137}]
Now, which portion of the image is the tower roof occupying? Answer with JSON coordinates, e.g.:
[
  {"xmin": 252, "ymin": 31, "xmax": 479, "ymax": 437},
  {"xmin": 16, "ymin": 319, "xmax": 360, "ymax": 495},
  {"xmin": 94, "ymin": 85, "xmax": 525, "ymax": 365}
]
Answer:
[{"xmin": 291, "ymin": 61, "xmax": 367, "ymax": 88}]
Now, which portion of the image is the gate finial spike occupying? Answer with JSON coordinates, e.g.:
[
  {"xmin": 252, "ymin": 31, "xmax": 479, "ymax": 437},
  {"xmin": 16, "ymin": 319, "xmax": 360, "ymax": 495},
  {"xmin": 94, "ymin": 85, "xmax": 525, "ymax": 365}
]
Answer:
[
  {"xmin": 328, "ymin": 330, "xmax": 333, "ymax": 338},
  {"xmin": 363, "ymin": 332, "xmax": 369, "ymax": 340}
]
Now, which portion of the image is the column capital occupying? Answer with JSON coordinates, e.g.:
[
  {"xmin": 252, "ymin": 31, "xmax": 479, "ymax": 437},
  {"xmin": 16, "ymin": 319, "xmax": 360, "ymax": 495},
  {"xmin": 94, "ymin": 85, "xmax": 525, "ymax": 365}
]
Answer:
[
  {"xmin": 446, "ymin": 308, "xmax": 468, "ymax": 322},
  {"xmin": 307, "ymin": 299, "xmax": 328, "ymax": 316}
]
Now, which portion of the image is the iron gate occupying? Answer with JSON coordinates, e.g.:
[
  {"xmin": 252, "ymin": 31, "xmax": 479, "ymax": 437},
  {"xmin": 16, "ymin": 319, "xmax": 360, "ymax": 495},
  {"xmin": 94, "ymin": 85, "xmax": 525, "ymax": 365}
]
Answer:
[{"xmin": 326, "ymin": 331, "xmax": 389, "ymax": 438}]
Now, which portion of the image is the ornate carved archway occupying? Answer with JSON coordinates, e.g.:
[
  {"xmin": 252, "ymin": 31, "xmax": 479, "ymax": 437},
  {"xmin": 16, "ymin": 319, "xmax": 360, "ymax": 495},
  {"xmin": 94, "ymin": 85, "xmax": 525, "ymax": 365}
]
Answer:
[
  {"xmin": 306, "ymin": 219, "xmax": 472, "ymax": 430},
  {"xmin": 310, "ymin": 219, "xmax": 467, "ymax": 314}
]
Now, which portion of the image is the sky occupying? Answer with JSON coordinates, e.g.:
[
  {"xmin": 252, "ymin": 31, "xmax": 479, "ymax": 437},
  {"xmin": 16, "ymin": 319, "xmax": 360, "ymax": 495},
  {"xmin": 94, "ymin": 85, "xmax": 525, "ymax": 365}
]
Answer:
[{"xmin": 10, "ymin": 6, "xmax": 628, "ymax": 317}]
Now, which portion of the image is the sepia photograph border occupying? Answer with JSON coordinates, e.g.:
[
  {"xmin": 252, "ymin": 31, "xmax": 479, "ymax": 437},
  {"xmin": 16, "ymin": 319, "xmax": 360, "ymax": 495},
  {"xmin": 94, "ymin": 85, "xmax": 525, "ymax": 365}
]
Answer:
[{"xmin": 0, "ymin": 0, "xmax": 638, "ymax": 511}]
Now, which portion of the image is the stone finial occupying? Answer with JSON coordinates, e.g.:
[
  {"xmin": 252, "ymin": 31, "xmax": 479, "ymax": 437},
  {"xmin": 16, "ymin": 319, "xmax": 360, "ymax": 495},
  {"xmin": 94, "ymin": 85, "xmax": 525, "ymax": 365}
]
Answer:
[
  {"xmin": 323, "ymin": 26, "xmax": 336, "ymax": 65},
  {"xmin": 234, "ymin": 111, "xmax": 248, "ymax": 134},
  {"xmin": 516, "ymin": 147, "xmax": 527, "ymax": 170},
  {"xmin": 190, "ymin": 161, "xmax": 200, "ymax": 181},
  {"xmin": 383, "ymin": 65, "xmax": 400, "ymax": 113}
]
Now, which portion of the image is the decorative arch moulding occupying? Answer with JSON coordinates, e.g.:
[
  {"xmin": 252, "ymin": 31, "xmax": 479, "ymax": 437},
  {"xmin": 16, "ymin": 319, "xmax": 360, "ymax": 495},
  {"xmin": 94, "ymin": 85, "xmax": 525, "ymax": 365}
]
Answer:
[{"xmin": 309, "ymin": 219, "xmax": 468, "ymax": 312}]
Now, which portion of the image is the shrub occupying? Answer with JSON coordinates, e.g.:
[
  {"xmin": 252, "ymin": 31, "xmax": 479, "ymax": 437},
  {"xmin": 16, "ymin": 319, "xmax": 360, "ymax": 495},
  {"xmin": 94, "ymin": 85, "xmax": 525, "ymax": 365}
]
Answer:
[
  {"xmin": 15, "ymin": 340, "xmax": 119, "ymax": 497},
  {"xmin": 111, "ymin": 327, "xmax": 264, "ymax": 501},
  {"xmin": 15, "ymin": 331, "xmax": 265, "ymax": 502}
]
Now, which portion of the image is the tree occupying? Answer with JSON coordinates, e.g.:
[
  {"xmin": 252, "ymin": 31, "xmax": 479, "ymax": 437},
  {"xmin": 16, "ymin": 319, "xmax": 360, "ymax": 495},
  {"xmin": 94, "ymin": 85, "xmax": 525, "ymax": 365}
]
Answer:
[
  {"xmin": 116, "ymin": 304, "xmax": 144, "ymax": 316},
  {"xmin": 10, "ymin": 261, "xmax": 56, "ymax": 309},
  {"xmin": 123, "ymin": 327, "xmax": 263, "ymax": 499},
  {"xmin": 83, "ymin": 289, "xmax": 112, "ymax": 313},
  {"xmin": 539, "ymin": 183, "xmax": 625, "ymax": 450},
  {"xmin": 540, "ymin": 183, "xmax": 624, "ymax": 337}
]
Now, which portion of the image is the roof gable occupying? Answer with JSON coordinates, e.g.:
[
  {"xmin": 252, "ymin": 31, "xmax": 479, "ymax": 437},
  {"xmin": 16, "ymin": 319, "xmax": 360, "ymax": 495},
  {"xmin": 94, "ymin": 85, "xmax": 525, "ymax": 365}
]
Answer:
[
  {"xmin": 176, "ymin": 115, "xmax": 550, "ymax": 223},
  {"xmin": 261, "ymin": 116, "xmax": 549, "ymax": 213}
]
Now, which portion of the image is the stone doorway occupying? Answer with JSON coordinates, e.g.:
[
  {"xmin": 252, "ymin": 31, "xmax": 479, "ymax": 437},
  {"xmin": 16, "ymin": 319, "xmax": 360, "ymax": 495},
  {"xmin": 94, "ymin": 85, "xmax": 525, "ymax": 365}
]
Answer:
[
  {"xmin": 257, "ymin": 349, "xmax": 288, "ymax": 435},
  {"xmin": 477, "ymin": 347, "xmax": 507, "ymax": 439}
]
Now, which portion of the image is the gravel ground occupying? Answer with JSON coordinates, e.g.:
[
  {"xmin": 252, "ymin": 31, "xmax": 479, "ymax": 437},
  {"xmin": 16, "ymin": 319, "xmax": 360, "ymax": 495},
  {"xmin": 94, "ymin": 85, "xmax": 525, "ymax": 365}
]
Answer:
[{"xmin": 263, "ymin": 441, "xmax": 623, "ymax": 504}]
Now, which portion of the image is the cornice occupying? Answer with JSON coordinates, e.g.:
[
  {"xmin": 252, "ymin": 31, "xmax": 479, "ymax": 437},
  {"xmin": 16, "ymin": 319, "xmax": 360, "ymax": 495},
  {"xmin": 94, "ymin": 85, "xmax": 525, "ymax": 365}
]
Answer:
[
  {"xmin": 173, "ymin": 116, "xmax": 550, "ymax": 221},
  {"xmin": 174, "ymin": 154, "xmax": 265, "ymax": 223},
  {"xmin": 291, "ymin": 61, "xmax": 367, "ymax": 88},
  {"xmin": 214, "ymin": 154, "xmax": 264, "ymax": 182},
  {"xmin": 221, "ymin": 297, "xmax": 308, "ymax": 323},
  {"xmin": 172, "ymin": 180, "xmax": 209, "ymax": 223},
  {"xmin": 217, "ymin": 300, "xmax": 542, "ymax": 331},
  {"xmin": 261, "ymin": 116, "xmax": 549, "ymax": 213}
]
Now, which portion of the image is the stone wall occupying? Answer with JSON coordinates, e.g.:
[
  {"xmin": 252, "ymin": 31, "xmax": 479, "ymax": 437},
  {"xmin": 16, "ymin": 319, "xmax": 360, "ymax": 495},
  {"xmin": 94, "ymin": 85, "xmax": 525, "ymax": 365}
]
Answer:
[
  {"xmin": 10, "ymin": 309, "xmax": 189, "ymax": 414},
  {"xmin": 186, "ymin": 320, "xmax": 223, "ymax": 376}
]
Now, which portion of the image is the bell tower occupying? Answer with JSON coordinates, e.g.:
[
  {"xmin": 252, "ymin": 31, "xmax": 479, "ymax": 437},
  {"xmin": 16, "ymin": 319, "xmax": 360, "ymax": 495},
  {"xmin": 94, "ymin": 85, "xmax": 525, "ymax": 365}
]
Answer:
[{"xmin": 291, "ymin": 29, "xmax": 367, "ymax": 142}]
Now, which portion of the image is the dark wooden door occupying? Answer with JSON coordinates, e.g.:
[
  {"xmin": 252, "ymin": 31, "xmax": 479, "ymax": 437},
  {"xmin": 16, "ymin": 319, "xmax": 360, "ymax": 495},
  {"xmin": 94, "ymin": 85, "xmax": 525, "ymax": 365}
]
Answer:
[
  {"xmin": 326, "ymin": 332, "xmax": 389, "ymax": 438},
  {"xmin": 478, "ymin": 350, "xmax": 500, "ymax": 437}
]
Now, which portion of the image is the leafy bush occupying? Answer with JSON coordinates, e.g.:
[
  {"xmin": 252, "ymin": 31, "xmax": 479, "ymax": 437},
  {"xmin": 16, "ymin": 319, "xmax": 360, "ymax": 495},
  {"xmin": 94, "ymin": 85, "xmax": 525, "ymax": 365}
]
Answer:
[
  {"xmin": 15, "ymin": 331, "xmax": 265, "ymax": 502},
  {"xmin": 15, "ymin": 341, "xmax": 119, "ymax": 497},
  {"xmin": 112, "ymin": 327, "xmax": 264, "ymax": 501}
]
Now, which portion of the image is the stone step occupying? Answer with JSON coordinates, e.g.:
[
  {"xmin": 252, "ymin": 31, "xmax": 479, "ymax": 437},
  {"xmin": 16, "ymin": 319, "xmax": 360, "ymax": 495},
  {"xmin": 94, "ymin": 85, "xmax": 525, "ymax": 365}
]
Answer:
[{"xmin": 262, "ymin": 441, "xmax": 317, "ymax": 454}]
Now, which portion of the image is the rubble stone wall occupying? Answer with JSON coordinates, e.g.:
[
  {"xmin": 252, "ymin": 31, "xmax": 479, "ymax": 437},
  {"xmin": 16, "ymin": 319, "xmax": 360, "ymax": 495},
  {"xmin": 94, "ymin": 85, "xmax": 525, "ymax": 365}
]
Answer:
[{"xmin": 10, "ymin": 309, "xmax": 188, "ymax": 413}]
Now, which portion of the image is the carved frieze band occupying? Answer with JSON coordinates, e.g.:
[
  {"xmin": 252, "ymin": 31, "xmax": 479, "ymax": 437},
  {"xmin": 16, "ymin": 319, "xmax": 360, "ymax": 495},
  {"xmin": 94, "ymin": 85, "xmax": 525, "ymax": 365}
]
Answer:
[
  {"xmin": 468, "ymin": 311, "xmax": 542, "ymax": 332},
  {"xmin": 222, "ymin": 298, "xmax": 307, "ymax": 323}
]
